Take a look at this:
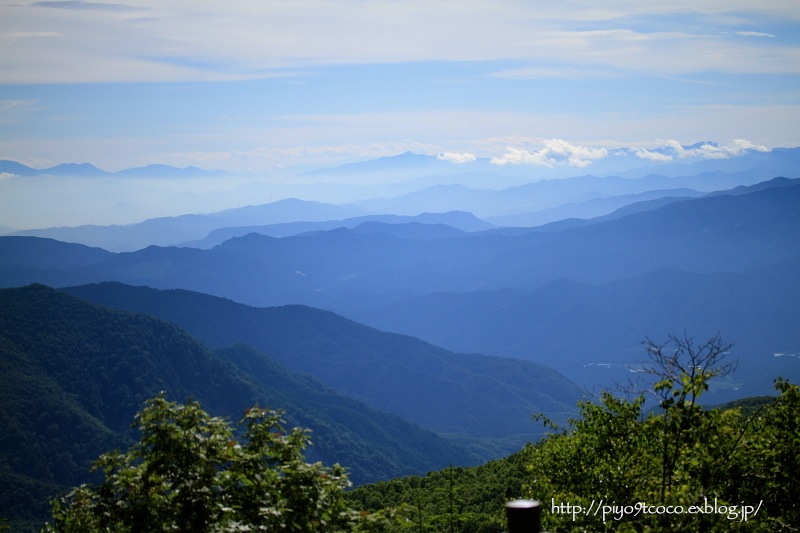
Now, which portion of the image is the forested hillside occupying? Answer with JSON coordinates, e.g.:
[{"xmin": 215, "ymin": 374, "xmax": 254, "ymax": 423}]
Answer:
[
  {"xmin": 62, "ymin": 282, "xmax": 586, "ymax": 447},
  {"xmin": 348, "ymin": 372, "xmax": 800, "ymax": 532},
  {"xmin": 0, "ymin": 284, "xmax": 478, "ymax": 529}
]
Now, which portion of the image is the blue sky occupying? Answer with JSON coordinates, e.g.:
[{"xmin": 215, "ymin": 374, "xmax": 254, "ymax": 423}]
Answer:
[{"xmin": 1, "ymin": 0, "xmax": 799, "ymax": 172}]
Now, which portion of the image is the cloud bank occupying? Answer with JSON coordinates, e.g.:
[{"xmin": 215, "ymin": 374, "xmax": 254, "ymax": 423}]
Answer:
[
  {"xmin": 490, "ymin": 140, "xmax": 608, "ymax": 168},
  {"xmin": 633, "ymin": 139, "xmax": 770, "ymax": 162},
  {"xmin": 485, "ymin": 139, "xmax": 771, "ymax": 168},
  {"xmin": 437, "ymin": 152, "xmax": 477, "ymax": 164}
]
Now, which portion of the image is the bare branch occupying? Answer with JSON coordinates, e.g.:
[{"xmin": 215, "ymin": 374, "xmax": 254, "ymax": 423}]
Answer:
[{"xmin": 642, "ymin": 332, "xmax": 737, "ymax": 407}]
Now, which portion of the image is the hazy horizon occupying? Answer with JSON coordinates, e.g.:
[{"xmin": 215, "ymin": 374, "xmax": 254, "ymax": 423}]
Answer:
[
  {"xmin": 2, "ymin": 1, "xmax": 799, "ymax": 229},
  {"xmin": 2, "ymin": 142, "xmax": 797, "ymax": 230}
]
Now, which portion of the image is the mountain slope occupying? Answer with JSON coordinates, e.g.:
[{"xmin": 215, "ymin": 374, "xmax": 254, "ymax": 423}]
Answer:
[
  {"xmin": 0, "ymin": 236, "xmax": 113, "ymax": 269},
  {"xmin": 0, "ymin": 236, "xmax": 115, "ymax": 290},
  {"xmin": 9, "ymin": 198, "xmax": 366, "ymax": 252},
  {"xmin": 354, "ymin": 169, "xmax": 789, "ymax": 219},
  {"xmin": 485, "ymin": 187, "xmax": 703, "ymax": 227},
  {"xmin": 62, "ymin": 282, "xmax": 585, "ymax": 443},
  {"xmin": 185, "ymin": 211, "xmax": 492, "ymax": 248},
  {"xmin": 346, "ymin": 258, "xmax": 800, "ymax": 400},
  {"xmin": 0, "ymin": 284, "xmax": 480, "ymax": 526}
]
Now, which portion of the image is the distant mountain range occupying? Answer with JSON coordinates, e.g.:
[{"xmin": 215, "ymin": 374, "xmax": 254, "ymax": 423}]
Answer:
[
  {"xmin": 5, "ymin": 170, "xmax": 795, "ymax": 252},
  {"xmin": 7, "ymin": 208, "xmax": 490, "ymax": 252},
  {"xmin": 303, "ymin": 145, "xmax": 800, "ymax": 183},
  {"xmin": 0, "ymin": 160, "xmax": 224, "ymax": 178},
  {"xmin": 5, "ymin": 178, "xmax": 796, "ymax": 305},
  {"xmin": 3, "ymin": 145, "xmax": 799, "ymax": 233},
  {"xmin": 2, "ymin": 176, "xmax": 798, "ymax": 399},
  {"xmin": 5, "ymin": 144, "xmax": 799, "ymax": 181}
]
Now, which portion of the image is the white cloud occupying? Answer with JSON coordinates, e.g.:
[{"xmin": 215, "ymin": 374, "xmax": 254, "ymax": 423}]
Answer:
[
  {"xmin": 436, "ymin": 152, "xmax": 476, "ymax": 164},
  {"xmin": 0, "ymin": 99, "xmax": 43, "ymax": 124},
  {"xmin": 736, "ymin": 31, "xmax": 776, "ymax": 38},
  {"xmin": 632, "ymin": 148, "xmax": 674, "ymax": 162},
  {"xmin": 490, "ymin": 139, "xmax": 608, "ymax": 168},
  {"xmin": 727, "ymin": 139, "xmax": 771, "ymax": 154},
  {"xmin": 490, "ymin": 138, "xmax": 773, "ymax": 168},
  {"xmin": 666, "ymin": 139, "xmax": 769, "ymax": 159}
]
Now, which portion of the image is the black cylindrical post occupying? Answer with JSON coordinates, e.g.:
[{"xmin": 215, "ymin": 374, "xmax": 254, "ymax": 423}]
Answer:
[{"xmin": 505, "ymin": 499, "xmax": 541, "ymax": 533}]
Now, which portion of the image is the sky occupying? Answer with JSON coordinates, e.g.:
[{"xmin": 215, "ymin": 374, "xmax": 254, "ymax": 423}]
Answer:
[{"xmin": 1, "ymin": 0, "xmax": 800, "ymax": 174}]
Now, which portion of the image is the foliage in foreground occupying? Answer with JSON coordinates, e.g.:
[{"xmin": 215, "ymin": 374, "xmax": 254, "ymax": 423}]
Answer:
[
  {"xmin": 523, "ymin": 377, "xmax": 799, "ymax": 532},
  {"xmin": 43, "ymin": 334, "xmax": 800, "ymax": 532},
  {"xmin": 42, "ymin": 395, "xmax": 389, "ymax": 533},
  {"xmin": 350, "ymin": 335, "xmax": 800, "ymax": 532}
]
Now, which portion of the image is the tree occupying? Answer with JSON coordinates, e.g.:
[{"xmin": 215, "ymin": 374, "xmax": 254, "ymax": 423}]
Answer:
[
  {"xmin": 734, "ymin": 378, "xmax": 800, "ymax": 530},
  {"xmin": 345, "ymin": 330, "xmax": 799, "ymax": 531},
  {"xmin": 643, "ymin": 332, "xmax": 737, "ymax": 408},
  {"xmin": 522, "ymin": 333, "xmax": 800, "ymax": 531},
  {"xmin": 42, "ymin": 395, "xmax": 375, "ymax": 533},
  {"xmin": 641, "ymin": 333, "xmax": 737, "ymax": 500}
]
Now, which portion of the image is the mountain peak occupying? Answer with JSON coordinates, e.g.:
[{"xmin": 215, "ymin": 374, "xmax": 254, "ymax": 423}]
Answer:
[{"xmin": 43, "ymin": 162, "xmax": 109, "ymax": 177}]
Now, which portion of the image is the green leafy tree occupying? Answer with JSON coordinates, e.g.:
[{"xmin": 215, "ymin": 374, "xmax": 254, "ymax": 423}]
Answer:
[
  {"xmin": 42, "ymin": 395, "xmax": 384, "ymax": 533},
  {"xmin": 522, "ymin": 334, "xmax": 798, "ymax": 532},
  {"xmin": 733, "ymin": 378, "xmax": 800, "ymax": 530},
  {"xmin": 347, "ymin": 340, "xmax": 797, "ymax": 532},
  {"xmin": 642, "ymin": 333, "xmax": 737, "ymax": 501}
]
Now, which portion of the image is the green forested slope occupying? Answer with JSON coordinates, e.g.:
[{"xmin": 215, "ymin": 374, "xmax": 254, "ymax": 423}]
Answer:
[
  {"xmin": 62, "ymin": 282, "xmax": 585, "ymax": 446},
  {"xmin": 0, "ymin": 284, "xmax": 475, "ymax": 528},
  {"xmin": 348, "ymin": 379, "xmax": 800, "ymax": 532}
]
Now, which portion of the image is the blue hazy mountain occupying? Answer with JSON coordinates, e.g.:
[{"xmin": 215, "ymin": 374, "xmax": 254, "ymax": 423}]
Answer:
[
  {"xmin": 19, "ymin": 178, "xmax": 792, "ymax": 309},
  {"xmin": 305, "ymin": 146, "xmax": 800, "ymax": 183},
  {"xmin": 303, "ymin": 151, "xmax": 452, "ymax": 175},
  {"xmin": 9, "ymin": 198, "xmax": 368, "ymax": 252},
  {"xmin": 61, "ymin": 281, "xmax": 586, "ymax": 447},
  {"xmin": 38, "ymin": 163, "xmax": 110, "ymax": 177},
  {"xmin": 114, "ymin": 164, "xmax": 223, "ymax": 178},
  {"xmin": 0, "ymin": 160, "xmax": 221, "ymax": 178},
  {"xmin": 3, "ymin": 144, "xmax": 798, "ymax": 232},
  {"xmin": 7, "ymin": 207, "xmax": 486, "ymax": 252},
  {"xmin": 353, "ymin": 169, "xmax": 788, "ymax": 220},
  {"xmin": 0, "ymin": 236, "xmax": 113, "ymax": 269},
  {"xmin": 8, "ymin": 148, "xmax": 798, "ymax": 250},
  {"xmin": 3, "ymin": 178, "xmax": 797, "ymax": 312},
  {"xmin": 345, "ymin": 258, "xmax": 800, "ymax": 401},
  {"xmin": 184, "ymin": 211, "xmax": 493, "ymax": 248},
  {"xmin": 486, "ymin": 188, "xmax": 704, "ymax": 227},
  {"xmin": 0, "ymin": 159, "xmax": 40, "ymax": 177},
  {"xmin": 2, "ymin": 178, "xmax": 797, "ymax": 399}
]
